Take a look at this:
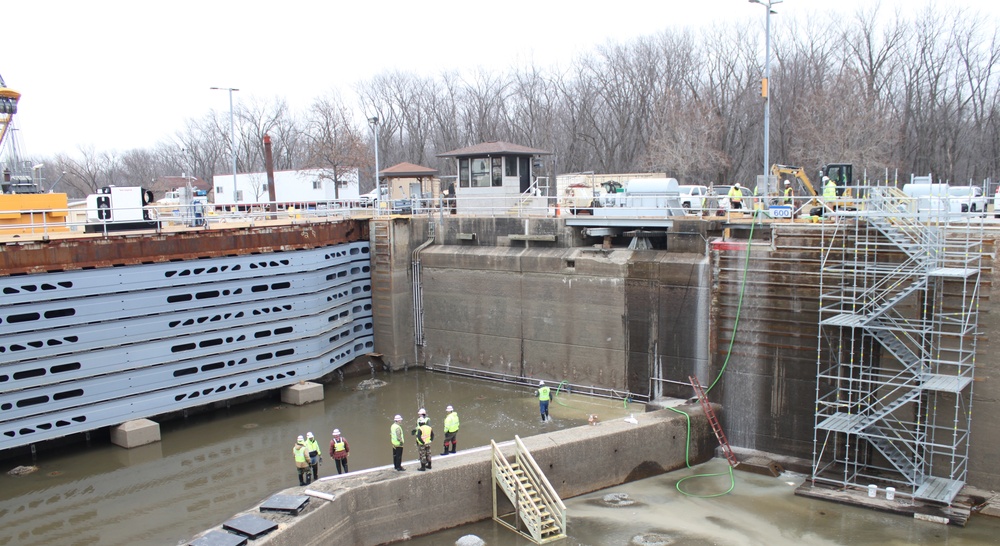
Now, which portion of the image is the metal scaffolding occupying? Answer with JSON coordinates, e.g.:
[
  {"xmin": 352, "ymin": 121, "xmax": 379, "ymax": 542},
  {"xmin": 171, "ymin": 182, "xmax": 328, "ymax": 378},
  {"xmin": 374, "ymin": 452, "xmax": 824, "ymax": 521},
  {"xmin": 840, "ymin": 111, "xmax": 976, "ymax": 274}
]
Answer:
[{"xmin": 811, "ymin": 184, "xmax": 982, "ymax": 505}]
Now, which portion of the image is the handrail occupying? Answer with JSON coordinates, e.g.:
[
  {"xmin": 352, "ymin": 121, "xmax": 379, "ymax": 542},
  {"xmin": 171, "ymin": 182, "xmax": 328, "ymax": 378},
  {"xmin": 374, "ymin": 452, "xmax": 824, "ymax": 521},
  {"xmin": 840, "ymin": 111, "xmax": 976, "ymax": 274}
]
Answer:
[
  {"xmin": 514, "ymin": 435, "xmax": 567, "ymax": 527},
  {"xmin": 492, "ymin": 438, "xmax": 567, "ymax": 544}
]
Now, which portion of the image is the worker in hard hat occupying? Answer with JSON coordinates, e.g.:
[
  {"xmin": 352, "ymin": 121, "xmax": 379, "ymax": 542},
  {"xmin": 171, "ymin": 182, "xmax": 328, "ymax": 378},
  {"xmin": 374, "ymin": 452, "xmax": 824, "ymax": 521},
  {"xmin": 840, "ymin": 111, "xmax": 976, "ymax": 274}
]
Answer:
[
  {"xmin": 391, "ymin": 414, "xmax": 405, "ymax": 471},
  {"xmin": 783, "ymin": 180, "xmax": 793, "ymax": 205},
  {"xmin": 728, "ymin": 183, "xmax": 744, "ymax": 210},
  {"xmin": 417, "ymin": 407, "xmax": 429, "ymax": 425},
  {"xmin": 293, "ymin": 435, "xmax": 311, "ymax": 485},
  {"xmin": 823, "ymin": 176, "xmax": 837, "ymax": 201},
  {"xmin": 329, "ymin": 428, "xmax": 350, "ymax": 474},
  {"xmin": 412, "ymin": 415, "xmax": 434, "ymax": 471},
  {"xmin": 305, "ymin": 431, "xmax": 321, "ymax": 479},
  {"xmin": 441, "ymin": 405, "xmax": 460, "ymax": 456},
  {"xmin": 534, "ymin": 381, "xmax": 552, "ymax": 422}
]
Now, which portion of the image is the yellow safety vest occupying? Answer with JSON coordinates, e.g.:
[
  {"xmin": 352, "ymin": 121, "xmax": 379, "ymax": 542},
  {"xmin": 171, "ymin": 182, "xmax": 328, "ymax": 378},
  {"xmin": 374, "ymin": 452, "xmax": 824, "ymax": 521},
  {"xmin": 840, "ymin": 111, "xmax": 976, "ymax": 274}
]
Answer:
[
  {"xmin": 391, "ymin": 423, "xmax": 403, "ymax": 447},
  {"xmin": 824, "ymin": 181, "xmax": 837, "ymax": 199},
  {"xmin": 333, "ymin": 437, "xmax": 346, "ymax": 453},
  {"xmin": 537, "ymin": 386, "xmax": 551, "ymax": 401},
  {"xmin": 728, "ymin": 187, "xmax": 743, "ymax": 202},
  {"xmin": 293, "ymin": 444, "xmax": 307, "ymax": 463},
  {"xmin": 783, "ymin": 187, "xmax": 793, "ymax": 204},
  {"xmin": 444, "ymin": 412, "xmax": 460, "ymax": 433},
  {"xmin": 306, "ymin": 438, "xmax": 320, "ymax": 456},
  {"xmin": 416, "ymin": 424, "xmax": 432, "ymax": 445}
]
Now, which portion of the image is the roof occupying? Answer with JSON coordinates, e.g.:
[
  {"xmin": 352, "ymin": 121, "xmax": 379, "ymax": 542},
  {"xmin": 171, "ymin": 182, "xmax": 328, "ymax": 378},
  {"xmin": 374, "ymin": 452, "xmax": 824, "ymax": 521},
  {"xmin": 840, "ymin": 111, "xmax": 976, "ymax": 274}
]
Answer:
[
  {"xmin": 151, "ymin": 176, "xmax": 211, "ymax": 194},
  {"xmin": 379, "ymin": 162, "xmax": 439, "ymax": 178},
  {"xmin": 437, "ymin": 141, "xmax": 552, "ymax": 158}
]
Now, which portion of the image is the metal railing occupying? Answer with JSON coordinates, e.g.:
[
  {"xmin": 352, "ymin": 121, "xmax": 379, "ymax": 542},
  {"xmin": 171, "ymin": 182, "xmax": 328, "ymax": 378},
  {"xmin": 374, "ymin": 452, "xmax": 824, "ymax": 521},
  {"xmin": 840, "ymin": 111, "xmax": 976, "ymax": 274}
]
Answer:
[{"xmin": 491, "ymin": 436, "xmax": 567, "ymax": 544}]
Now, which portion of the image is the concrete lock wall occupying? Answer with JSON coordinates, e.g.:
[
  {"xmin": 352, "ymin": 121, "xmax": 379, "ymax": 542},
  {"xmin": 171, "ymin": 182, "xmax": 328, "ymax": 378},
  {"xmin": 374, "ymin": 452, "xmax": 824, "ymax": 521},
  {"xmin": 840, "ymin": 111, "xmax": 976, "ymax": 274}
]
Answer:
[
  {"xmin": 240, "ymin": 407, "xmax": 714, "ymax": 546},
  {"xmin": 372, "ymin": 217, "xmax": 1000, "ymax": 491}
]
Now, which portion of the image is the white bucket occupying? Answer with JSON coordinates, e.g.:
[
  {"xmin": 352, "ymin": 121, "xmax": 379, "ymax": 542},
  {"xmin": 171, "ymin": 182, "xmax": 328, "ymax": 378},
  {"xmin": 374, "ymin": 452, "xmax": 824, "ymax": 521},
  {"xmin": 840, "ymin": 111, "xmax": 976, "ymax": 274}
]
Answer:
[
  {"xmin": 886, "ymin": 487, "xmax": 896, "ymax": 500},
  {"xmin": 868, "ymin": 484, "xmax": 877, "ymax": 498}
]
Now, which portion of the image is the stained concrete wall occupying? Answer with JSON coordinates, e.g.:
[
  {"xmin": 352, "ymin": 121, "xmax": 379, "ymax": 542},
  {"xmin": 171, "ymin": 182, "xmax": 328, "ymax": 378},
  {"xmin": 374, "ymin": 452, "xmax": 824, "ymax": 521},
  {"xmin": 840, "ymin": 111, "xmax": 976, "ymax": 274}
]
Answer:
[
  {"xmin": 206, "ymin": 407, "xmax": 713, "ymax": 546},
  {"xmin": 370, "ymin": 216, "xmax": 1000, "ymax": 491}
]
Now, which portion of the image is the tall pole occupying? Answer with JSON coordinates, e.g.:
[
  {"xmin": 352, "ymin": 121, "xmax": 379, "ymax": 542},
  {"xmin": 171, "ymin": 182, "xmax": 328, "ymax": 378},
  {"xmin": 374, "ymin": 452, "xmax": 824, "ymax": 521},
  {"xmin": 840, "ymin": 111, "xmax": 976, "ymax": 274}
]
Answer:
[
  {"xmin": 211, "ymin": 87, "xmax": 239, "ymax": 207},
  {"xmin": 368, "ymin": 116, "xmax": 380, "ymax": 213},
  {"xmin": 751, "ymin": 0, "xmax": 780, "ymax": 180}
]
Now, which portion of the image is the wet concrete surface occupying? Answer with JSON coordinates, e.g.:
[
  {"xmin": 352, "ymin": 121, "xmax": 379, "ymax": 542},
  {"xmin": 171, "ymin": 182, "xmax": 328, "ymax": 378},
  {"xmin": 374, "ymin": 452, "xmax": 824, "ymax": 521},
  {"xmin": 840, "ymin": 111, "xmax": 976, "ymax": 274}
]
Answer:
[
  {"xmin": 409, "ymin": 463, "xmax": 1000, "ymax": 545},
  {"xmin": 0, "ymin": 369, "xmax": 635, "ymax": 546}
]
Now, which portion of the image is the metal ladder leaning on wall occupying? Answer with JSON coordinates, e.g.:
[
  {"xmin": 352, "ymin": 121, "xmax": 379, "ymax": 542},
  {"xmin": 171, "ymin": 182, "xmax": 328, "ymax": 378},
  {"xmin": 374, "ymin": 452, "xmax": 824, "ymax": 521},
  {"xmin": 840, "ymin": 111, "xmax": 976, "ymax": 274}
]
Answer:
[
  {"xmin": 689, "ymin": 376, "xmax": 739, "ymax": 468},
  {"xmin": 491, "ymin": 436, "xmax": 567, "ymax": 544}
]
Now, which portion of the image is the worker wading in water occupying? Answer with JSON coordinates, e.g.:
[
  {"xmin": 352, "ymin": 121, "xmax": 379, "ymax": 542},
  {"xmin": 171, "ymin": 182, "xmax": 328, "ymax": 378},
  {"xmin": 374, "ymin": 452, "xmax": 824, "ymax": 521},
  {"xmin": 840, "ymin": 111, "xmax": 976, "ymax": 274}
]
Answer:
[
  {"xmin": 535, "ymin": 381, "xmax": 551, "ymax": 422},
  {"xmin": 329, "ymin": 428, "xmax": 350, "ymax": 474},
  {"xmin": 441, "ymin": 405, "xmax": 460, "ymax": 456},
  {"xmin": 391, "ymin": 414, "xmax": 405, "ymax": 471},
  {"xmin": 293, "ymin": 435, "xmax": 311, "ymax": 485},
  {"xmin": 412, "ymin": 413, "xmax": 434, "ymax": 471}
]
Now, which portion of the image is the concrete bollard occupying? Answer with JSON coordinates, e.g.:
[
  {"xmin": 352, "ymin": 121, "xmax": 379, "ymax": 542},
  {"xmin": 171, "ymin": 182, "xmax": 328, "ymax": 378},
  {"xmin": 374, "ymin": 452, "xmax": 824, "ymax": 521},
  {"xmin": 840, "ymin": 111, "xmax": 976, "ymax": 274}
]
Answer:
[
  {"xmin": 110, "ymin": 419, "xmax": 161, "ymax": 449},
  {"xmin": 281, "ymin": 382, "xmax": 324, "ymax": 405}
]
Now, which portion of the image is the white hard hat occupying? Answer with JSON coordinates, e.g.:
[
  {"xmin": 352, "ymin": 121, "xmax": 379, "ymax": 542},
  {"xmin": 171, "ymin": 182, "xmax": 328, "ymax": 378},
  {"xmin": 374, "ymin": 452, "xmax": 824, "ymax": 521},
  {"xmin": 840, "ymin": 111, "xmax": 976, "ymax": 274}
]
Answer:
[
  {"xmin": 306, "ymin": 431, "xmax": 314, "ymax": 438},
  {"xmin": 418, "ymin": 408, "xmax": 426, "ymax": 415},
  {"xmin": 394, "ymin": 414, "xmax": 402, "ymax": 421},
  {"xmin": 332, "ymin": 428, "xmax": 341, "ymax": 436},
  {"xmin": 296, "ymin": 435, "xmax": 304, "ymax": 442},
  {"xmin": 734, "ymin": 182, "xmax": 740, "ymax": 188},
  {"xmin": 538, "ymin": 380, "xmax": 545, "ymax": 386},
  {"xmin": 445, "ymin": 405, "xmax": 454, "ymax": 412},
  {"xmin": 823, "ymin": 176, "xmax": 830, "ymax": 182},
  {"xmin": 784, "ymin": 180, "xmax": 790, "ymax": 185}
]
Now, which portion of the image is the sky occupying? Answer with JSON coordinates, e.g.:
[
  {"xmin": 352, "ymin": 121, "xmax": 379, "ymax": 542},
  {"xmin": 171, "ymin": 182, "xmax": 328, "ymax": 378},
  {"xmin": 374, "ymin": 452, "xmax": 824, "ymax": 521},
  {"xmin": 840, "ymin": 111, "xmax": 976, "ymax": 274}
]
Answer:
[{"xmin": 4, "ymin": 0, "xmax": 999, "ymax": 159}]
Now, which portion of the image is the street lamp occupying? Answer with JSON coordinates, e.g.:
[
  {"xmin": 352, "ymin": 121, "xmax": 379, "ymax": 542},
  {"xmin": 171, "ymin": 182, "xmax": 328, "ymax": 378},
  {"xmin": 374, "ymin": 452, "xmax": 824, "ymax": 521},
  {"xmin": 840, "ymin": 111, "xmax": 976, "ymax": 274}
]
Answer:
[
  {"xmin": 750, "ymin": 0, "xmax": 781, "ymax": 182},
  {"xmin": 210, "ymin": 86, "xmax": 239, "ymax": 207},
  {"xmin": 368, "ymin": 116, "xmax": 380, "ymax": 211}
]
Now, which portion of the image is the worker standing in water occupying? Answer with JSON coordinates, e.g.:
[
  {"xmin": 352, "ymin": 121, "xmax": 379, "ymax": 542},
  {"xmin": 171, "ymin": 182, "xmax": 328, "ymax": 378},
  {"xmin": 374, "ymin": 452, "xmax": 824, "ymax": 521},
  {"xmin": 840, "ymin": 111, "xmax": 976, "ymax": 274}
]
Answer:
[
  {"xmin": 441, "ymin": 405, "xmax": 460, "ymax": 456},
  {"xmin": 329, "ymin": 428, "xmax": 350, "ymax": 474},
  {"xmin": 535, "ymin": 381, "xmax": 551, "ymax": 422},
  {"xmin": 412, "ymin": 414, "xmax": 434, "ymax": 471},
  {"xmin": 293, "ymin": 435, "xmax": 311, "ymax": 485},
  {"xmin": 391, "ymin": 414, "xmax": 405, "ymax": 471},
  {"xmin": 305, "ymin": 431, "xmax": 321, "ymax": 479}
]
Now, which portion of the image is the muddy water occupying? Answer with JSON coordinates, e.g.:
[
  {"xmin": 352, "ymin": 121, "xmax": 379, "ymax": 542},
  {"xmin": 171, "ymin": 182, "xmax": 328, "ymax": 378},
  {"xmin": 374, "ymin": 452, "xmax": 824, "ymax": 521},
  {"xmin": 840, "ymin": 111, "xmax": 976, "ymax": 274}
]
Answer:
[
  {"xmin": 410, "ymin": 463, "xmax": 1000, "ymax": 545},
  {"xmin": 0, "ymin": 370, "xmax": 635, "ymax": 546}
]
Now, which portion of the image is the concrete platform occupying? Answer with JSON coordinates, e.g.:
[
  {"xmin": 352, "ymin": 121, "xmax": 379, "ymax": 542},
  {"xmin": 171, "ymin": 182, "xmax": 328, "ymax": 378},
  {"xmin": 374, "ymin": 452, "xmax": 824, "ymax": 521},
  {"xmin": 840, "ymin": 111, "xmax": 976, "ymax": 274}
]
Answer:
[
  {"xmin": 281, "ymin": 382, "xmax": 324, "ymax": 405},
  {"xmin": 110, "ymin": 418, "xmax": 161, "ymax": 449},
  {"xmin": 795, "ymin": 481, "xmax": 972, "ymax": 526}
]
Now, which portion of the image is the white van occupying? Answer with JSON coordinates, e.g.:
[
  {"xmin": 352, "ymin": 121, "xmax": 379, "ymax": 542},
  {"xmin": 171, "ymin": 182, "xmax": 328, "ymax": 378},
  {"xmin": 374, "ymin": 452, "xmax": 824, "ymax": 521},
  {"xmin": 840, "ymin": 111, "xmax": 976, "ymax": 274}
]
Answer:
[
  {"xmin": 947, "ymin": 186, "xmax": 987, "ymax": 214},
  {"xmin": 902, "ymin": 183, "xmax": 950, "ymax": 219}
]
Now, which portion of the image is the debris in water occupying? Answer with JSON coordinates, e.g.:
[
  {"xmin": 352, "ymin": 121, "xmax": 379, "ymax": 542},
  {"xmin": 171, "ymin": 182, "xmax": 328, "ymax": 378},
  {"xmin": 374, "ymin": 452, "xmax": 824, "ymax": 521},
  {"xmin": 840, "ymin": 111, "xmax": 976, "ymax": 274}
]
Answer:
[
  {"xmin": 8, "ymin": 465, "xmax": 38, "ymax": 476},
  {"xmin": 602, "ymin": 492, "xmax": 635, "ymax": 507},
  {"xmin": 631, "ymin": 532, "xmax": 675, "ymax": 546},
  {"xmin": 455, "ymin": 535, "xmax": 486, "ymax": 546},
  {"xmin": 355, "ymin": 379, "xmax": 388, "ymax": 391}
]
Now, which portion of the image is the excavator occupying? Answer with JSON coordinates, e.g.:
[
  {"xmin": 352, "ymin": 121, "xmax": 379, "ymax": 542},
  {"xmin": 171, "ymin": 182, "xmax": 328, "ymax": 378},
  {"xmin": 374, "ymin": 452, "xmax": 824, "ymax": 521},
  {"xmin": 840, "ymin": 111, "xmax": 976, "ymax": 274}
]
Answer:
[{"xmin": 770, "ymin": 163, "xmax": 855, "ymax": 214}]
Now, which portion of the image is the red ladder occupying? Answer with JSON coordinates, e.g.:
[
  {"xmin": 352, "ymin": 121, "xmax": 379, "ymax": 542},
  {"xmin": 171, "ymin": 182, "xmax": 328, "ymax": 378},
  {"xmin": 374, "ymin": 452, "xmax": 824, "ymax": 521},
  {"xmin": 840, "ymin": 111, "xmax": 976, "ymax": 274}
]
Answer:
[{"xmin": 689, "ymin": 376, "xmax": 739, "ymax": 468}]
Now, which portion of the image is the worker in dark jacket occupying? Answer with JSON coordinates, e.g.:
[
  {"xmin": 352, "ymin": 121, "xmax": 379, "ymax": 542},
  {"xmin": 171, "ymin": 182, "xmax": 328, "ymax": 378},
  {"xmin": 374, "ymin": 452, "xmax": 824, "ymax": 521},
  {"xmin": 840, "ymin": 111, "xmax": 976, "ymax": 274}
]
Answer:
[{"xmin": 329, "ymin": 428, "xmax": 350, "ymax": 474}]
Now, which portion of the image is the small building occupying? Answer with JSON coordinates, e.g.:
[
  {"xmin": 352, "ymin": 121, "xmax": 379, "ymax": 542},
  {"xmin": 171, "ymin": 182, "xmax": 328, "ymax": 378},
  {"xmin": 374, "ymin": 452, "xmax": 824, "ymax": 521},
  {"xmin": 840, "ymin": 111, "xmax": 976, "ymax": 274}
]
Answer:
[
  {"xmin": 151, "ymin": 176, "xmax": 211, "ymax": 201},
  {"xmin": 437, "ymin": 141, "xmax": 551, "ymax": 214},
  {"xmin": 212, "ymin": 168, "xmax": 359, "ymax": 208},
  {"xmin": 379, "ymin": 162, "xmax": 440, "ymax": 201}
]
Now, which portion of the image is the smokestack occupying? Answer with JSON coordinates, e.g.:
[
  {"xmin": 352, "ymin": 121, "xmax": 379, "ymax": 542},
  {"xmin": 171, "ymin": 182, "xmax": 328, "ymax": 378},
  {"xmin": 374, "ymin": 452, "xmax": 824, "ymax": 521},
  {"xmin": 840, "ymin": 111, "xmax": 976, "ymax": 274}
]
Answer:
[{"xmin": 263, "ymin": 134, "xmax": 277, "ymax": 219}]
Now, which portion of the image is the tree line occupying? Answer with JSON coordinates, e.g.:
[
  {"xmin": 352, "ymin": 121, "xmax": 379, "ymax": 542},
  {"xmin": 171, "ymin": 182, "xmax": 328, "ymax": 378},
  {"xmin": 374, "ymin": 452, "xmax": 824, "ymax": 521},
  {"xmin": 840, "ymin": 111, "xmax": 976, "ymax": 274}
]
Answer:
[{"xmin": 36, "ymin": 4, "xmax": 1000, "ymax": 198}]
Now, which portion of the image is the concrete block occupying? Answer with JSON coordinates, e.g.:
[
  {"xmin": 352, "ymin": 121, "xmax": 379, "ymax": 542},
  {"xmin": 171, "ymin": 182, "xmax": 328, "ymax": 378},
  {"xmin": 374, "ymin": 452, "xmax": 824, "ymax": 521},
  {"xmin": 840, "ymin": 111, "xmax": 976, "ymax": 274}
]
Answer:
[
  {"xmin": 110, "ymin": 419, "xmax": 161, "ymax": 449},
  {"xmin": 281, "ymin": 382, "xmax": 324, "ymax": 406}
]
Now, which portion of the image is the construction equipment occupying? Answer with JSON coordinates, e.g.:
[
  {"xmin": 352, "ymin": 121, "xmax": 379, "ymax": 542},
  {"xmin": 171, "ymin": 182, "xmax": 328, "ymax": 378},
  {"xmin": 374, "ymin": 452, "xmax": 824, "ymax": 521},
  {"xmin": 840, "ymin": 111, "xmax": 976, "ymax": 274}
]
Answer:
[{"xmin": 770, "ymin": 163, "xmax": 855, "ymax": 214}]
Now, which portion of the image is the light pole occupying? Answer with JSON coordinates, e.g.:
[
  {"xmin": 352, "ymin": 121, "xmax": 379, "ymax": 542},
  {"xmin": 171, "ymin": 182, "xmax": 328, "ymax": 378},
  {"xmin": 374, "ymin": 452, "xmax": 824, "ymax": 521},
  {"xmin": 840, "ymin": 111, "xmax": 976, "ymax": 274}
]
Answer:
[
  {"xmin": 750, "ymin": 0, "xmax": 780, "ymax": 181},
  {"xmin": 368, "ymin": 116, "xmax": 380, "ymax": 211},
  {"xmin": 211, "ymin": 87, "xmax": 239, "ymax": 207}
]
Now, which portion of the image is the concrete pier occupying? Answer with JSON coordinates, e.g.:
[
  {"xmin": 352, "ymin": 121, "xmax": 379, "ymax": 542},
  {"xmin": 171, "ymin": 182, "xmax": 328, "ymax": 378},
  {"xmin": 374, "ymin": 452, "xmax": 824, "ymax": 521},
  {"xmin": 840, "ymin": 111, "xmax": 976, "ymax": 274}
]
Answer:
[
  {"xmin": 281, "ymin": 382, "xmax": 324, "ymax": 406},
  {"xmin": 110, "ymin": 419, "xmax": 161, "ymax": 449},
  {"xmin": 188, "ymin": 406, "xmax": 715, "ymax": 546}
]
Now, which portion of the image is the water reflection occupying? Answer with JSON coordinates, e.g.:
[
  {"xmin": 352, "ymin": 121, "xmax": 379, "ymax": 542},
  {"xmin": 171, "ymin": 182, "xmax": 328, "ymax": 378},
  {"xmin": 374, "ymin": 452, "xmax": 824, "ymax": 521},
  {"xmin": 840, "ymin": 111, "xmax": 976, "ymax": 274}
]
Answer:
[{"xmin": 0, "ymin": 369, "xmax": 636, "ymax": 546}]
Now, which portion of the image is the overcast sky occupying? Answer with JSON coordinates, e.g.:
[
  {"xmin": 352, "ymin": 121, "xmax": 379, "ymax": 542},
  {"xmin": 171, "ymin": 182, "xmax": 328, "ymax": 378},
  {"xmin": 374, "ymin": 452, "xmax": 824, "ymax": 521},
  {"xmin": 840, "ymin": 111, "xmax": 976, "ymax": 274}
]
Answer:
[{"xmin": 4, "ymin": 0, "xmax": 999, "ymax": 159}]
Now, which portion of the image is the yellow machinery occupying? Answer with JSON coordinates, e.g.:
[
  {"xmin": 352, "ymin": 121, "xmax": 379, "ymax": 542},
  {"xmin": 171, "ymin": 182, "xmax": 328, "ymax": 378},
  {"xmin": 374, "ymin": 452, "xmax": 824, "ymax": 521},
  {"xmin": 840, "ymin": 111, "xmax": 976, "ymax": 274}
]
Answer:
[{"xmin": 770, "ymin": 163, "xmax": 855, "ymax": 212}]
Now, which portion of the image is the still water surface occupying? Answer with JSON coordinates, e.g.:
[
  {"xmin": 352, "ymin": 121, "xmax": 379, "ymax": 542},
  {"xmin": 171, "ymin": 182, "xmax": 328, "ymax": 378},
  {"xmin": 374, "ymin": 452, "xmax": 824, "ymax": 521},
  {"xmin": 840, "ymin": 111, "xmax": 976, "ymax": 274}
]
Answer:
[{"xmin": 0, "ymin": 370, "xmax": 629, "ymax": 545}]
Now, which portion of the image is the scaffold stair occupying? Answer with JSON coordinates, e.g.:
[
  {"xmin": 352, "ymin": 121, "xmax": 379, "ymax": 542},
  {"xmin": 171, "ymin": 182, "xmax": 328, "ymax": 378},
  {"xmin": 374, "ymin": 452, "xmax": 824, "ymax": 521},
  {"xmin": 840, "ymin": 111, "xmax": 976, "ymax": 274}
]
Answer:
[
  {"xmin": 816, "ymin": 389, "xmax": 920, "ymax": 434},
  {"xmin": 689, "ymin": 376, "xmax": 739, "ymax": 468},
  {"xmin": 862, "ymin": 425, "xmax": 919, "ymax": 483},
  {"xmin": 492, "ymin": 437, "xmax": 567, "ymax": 544}
]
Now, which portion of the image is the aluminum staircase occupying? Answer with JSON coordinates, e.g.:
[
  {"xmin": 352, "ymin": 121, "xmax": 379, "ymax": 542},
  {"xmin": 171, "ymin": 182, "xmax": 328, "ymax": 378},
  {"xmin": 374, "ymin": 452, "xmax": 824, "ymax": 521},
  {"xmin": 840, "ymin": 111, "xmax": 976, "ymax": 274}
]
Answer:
[
  {"xmin": 812, "ymin": 185, "xmax": 980, "ymax": 505},
  {"xmin": 492, "ymin": 436, "xmax": 566, "ymax": 544},
  {"xmin": 689, "ymin": 376, "xmax": 739, "ymax": 468}
]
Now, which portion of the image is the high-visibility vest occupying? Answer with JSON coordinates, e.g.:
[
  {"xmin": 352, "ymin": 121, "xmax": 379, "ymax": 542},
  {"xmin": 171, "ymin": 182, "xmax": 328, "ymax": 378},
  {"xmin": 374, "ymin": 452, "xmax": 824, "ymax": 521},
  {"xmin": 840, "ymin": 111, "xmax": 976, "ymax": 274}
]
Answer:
[
  {"xmin": 444, "ymin": 412, "xmax": 460, "ymax": 433},
  {"xmin": 306, "ymin": 438, "xmax": 320, "ymax": 456},
  {"xmin": 783, "ymin": 187, "xmax": 793, "ymax": 204},
  {"xmin": 728, "ymin": 187, "xmax": 743, "ymax": 202},
  {"xmin": 293, "ymin": 444, "xmax": 307, "ymax": 463},
  {"xmin": 333, "ymin": 437, "xmax": 346, "ymax": 453},
  {"xmin": 416, "ymin": 424, "xmax": 432, "ymax": 445},
  {"xmin": 537, "ymin": 386, "xmax": 551, "ymax": 402},
  {"xmin": 824, "ymin": 181, "xmax": 837, "ymax": 199},
  {"xmin": 391, "ymin": 423, "xmax": 404, "ymax": 447}
]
